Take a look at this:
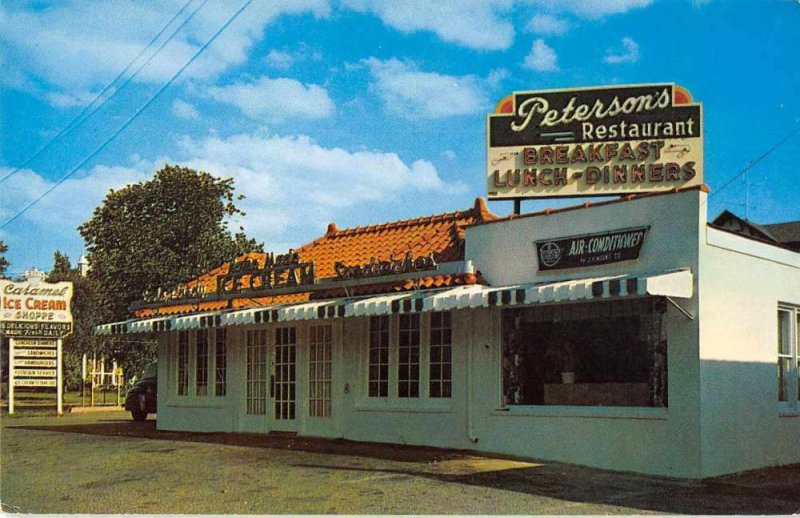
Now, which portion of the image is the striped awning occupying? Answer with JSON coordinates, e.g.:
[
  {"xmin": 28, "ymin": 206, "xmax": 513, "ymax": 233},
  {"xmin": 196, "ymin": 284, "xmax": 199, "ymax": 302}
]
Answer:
[
  {"xmin": 128, "ymin": 316, "xmax": 173, "ymax": 334},
  {"xmin": 93, "ymin": 270, "xmax": 692, "ymax": 334},
  {"xmin": 172, "ymin": 311, "xmax": 222, "ymax": 331}
]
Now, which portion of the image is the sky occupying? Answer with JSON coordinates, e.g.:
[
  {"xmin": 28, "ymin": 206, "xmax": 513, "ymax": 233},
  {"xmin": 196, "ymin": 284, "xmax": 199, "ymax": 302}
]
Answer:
[{"xmin": 1, "ymin": 0, "xmax": 799, "ymax": 276}]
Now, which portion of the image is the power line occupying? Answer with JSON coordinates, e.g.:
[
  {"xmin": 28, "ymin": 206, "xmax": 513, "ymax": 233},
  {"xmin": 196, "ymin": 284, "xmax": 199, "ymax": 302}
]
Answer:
[
  {"xmin": 707, "ymin": 125, "xmax": 800, "ymax": 202},
  {"xmin": 0, "ymin": 0, "xmax": 256, "ymax": 230},
  {"xmin": 0, "ymin": 0, "xmax": 198, "ymax": 184}
]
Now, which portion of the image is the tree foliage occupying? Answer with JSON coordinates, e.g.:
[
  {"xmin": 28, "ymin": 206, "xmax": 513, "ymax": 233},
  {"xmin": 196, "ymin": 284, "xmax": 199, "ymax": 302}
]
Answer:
[
  {"xmin": 79, "ymin": 164, "xmax": 261, "ymax": 319},
  {"xmin": 47, "ymin": 252, "xmax": 106, "ymax": 388},
  {"xmin": 78, "ymin": 165, "xmax": 262, "ymax": 374},
  {"xmin": 0, "ymin": 241, "xmax": 9, "ymax": 279}
]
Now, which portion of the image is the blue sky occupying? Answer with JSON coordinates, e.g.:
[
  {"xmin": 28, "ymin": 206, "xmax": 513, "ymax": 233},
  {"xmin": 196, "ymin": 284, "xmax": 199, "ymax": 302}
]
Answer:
[{"xmin": 1, "ymin": 0, "xmax": 799, "ymax": 275}]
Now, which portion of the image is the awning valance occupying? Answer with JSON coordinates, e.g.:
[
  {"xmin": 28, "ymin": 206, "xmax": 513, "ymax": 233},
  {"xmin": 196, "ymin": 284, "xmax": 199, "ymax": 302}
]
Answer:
[{"xmin": 93, "ymin": 270, "xmax": 692, "ymax": 334}]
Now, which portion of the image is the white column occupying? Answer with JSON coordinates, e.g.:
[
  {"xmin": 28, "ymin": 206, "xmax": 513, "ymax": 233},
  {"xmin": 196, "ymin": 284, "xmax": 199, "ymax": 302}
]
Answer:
[
  {"xmin": 8, "ymin": 337, "xmax": 15, "ymax": 415},
  {"xmin": 57, "ymin": 338, "xmax": 63, "ymax": 416}
]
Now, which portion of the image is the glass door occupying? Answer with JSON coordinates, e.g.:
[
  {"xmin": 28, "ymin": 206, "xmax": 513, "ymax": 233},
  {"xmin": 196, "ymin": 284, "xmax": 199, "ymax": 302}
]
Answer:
[{"xmin": 271, "ymin": 326, "xmax": 297, "ymax": 431}]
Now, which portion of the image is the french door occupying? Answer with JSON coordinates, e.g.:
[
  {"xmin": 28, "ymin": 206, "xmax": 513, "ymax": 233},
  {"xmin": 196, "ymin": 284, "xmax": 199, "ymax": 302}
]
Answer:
[{"xmin": 270, "ymin": 326, "xmax": 297, "ymax": 431}]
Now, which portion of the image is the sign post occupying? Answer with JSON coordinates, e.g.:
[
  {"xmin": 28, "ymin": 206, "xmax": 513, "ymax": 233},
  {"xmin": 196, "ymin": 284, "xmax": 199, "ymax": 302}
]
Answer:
[{"xmin": 9, "ymin": 337, "xmax": 15, "ymax": 415}]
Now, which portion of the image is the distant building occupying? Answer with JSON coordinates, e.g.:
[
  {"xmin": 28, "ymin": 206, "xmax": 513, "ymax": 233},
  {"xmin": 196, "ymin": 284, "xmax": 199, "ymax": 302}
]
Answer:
[
  {"xmin": 78, "ymin": 255, "xmax": 90, "ymax": 277},
  {"xmin": 711, "ymin": 210, "xmax": 800, "ymax": 251}
]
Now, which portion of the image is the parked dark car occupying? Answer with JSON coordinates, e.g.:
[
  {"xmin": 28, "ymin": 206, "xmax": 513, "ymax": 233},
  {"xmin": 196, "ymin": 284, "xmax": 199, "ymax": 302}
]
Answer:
[{"xmin": 125, "ymin": 362, "xmax": 157, "ymax": 421}]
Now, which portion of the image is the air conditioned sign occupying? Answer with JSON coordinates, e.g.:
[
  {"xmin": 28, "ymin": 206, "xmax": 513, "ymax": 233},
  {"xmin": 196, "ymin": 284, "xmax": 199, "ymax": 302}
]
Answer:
[
  {"xmin": 487, "ymin": 84, "xmax": 703, "ymax": 198},
  {"xmin": 535, "ymin": 227, "xmax": 649, "ymax": 271}
]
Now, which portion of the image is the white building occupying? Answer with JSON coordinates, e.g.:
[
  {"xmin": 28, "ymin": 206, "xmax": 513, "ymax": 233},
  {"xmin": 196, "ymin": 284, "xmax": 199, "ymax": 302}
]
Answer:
[{"xmin": 95, "ymin": 186, "xmax": 800, "ymax": 478}]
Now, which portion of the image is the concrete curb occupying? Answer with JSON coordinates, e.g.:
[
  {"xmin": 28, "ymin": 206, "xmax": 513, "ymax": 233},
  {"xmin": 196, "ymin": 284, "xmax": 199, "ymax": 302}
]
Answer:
[{"xmin": 70, "ymin": 405, "xmax": 125, "ymax": 414}]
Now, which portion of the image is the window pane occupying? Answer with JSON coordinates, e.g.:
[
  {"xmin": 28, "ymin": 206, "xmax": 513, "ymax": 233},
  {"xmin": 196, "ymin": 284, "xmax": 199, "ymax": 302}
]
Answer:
[
  {"xmin": 778, "ymin": 359, "xmax": 791, "ymax": 402},
  {"xmin": 309, "ymin": 324, "xmax": 332, "ymax": 418},
  {"xmin": 502, "ymin": 299, "xmax": 667, "ymax": 407},
  {"xmin": 778, "ymin": 310, "xmax": 791, "ymax": 355},
  {"xmin": 398, "ymin": 314, "xmax": 420, "ymax": 398},
  {"xmin": 429, "ymin": 311, "xmax": 452, "ymax": 399},
  {"xmin": 368, "ymin": 316, "xmax": 390, "ymax": 398},
  {"xmin": 177, "ymin": 331, "xmax": 189, "ymax": 396}
]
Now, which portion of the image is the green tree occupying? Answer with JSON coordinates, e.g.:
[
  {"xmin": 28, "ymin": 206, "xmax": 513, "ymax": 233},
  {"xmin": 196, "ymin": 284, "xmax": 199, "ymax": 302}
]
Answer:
[
  {"xmin": 0, "ymin": 241, "xmax": 9, "ymax": 279},
  {"xmin": 47, "ymin": 252, "xmax": 104, "ymax": 389},
  {"xmin": 78, "ymin": 165, "xmax": 261, "ymax": 374}
]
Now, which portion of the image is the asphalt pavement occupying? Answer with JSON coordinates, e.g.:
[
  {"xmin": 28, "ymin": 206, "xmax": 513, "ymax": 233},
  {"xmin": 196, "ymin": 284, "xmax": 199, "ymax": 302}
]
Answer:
[{"xmin": 1, "ymin": 411, "xmax": 799, "ymax": 514}]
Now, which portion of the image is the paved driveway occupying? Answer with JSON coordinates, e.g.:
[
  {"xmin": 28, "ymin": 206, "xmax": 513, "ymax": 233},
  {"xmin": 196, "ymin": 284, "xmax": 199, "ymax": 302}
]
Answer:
[{"xmin": 1, "ymin": 411, "xmax": 799, "ymax": 514}]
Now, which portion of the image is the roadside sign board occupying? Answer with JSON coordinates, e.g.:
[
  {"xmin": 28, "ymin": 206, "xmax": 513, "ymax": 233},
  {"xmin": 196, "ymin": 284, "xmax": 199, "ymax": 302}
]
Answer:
[
  {"xmin": 1, "ymin": 281, "xmax": 72, "ymax": 415},
  {"xmin": 487, "ymin": 83, "xmax": 703, "ymax": 199}
]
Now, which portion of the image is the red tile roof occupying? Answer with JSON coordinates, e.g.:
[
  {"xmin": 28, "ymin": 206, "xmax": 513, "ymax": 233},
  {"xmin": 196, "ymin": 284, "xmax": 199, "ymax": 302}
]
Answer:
[{"xmin": 133, "ymin": 198, "xmax": 496, "ymax": 317}]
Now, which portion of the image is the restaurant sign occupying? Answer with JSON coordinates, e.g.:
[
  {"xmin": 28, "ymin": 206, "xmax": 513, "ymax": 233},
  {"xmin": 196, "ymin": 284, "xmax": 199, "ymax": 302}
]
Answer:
[
  {"xmin": 487, "ymin": 83, "xmax": 703, "ymax": 198},
  {"xmin": 535, "ymin": 226, "xmax": 649, "ymax": 271},
  {"xmin": 334, "ymin": 252, "xmax": 437, "ymax": 281},
  {"xmin": 0, "ymin": 280, "xmax": 73, "ymax": 337}
]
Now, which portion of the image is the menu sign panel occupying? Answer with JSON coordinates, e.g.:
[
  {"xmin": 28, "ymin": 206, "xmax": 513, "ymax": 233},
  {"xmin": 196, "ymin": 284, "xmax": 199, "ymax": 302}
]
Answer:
[
  {"xmin": 535, "ymin": 227, "xmax": 649, "ymax": 271},
  {"xmin": 487, "ymin": 83, "xmax": 703, "ymax": 198}
]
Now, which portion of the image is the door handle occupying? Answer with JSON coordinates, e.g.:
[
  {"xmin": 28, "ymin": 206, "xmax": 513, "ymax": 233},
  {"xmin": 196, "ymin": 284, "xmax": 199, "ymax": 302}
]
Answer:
[{"xmin": 270, "ymin": 375, "xmax": 275, "ymax": 398}]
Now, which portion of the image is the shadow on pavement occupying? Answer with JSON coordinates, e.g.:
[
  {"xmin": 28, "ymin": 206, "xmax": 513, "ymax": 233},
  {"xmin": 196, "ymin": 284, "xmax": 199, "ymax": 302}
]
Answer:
[
  {"xmin": 9, "ymin": 420, "xmax": 466, "ymax": 463},
  {"xmin": 10, "ymin": 420, "xmax": 800, "ymax": 515}
]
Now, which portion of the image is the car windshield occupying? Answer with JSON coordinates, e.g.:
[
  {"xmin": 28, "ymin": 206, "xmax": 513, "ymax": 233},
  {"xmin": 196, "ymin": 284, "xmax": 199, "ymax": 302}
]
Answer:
[{"xmin": 142, "ymin": 363, "xmax": 157, "ymax": 379}]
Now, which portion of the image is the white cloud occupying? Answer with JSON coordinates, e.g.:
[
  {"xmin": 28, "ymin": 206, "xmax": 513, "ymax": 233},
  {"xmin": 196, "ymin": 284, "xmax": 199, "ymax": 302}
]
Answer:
[
  {"xmin": 487, "ymin": 68, "xmax": 510, "ymax": 89},
  {"xmin": 0, "ymin": 0, "xmax": 330, "ymax": 105},
  {"xmin": 364, "ymin": 58, "xmax": 488, "ymax": 119},
  {"xmin": 343, "ymin": 0, "xmax": 515, "ymax": 51},
  {"xmin": 524, "ymin": 39, "xmax": 558, "ymax": 72},
  {"xmin": 172, "ymin": 99, "xmax": 200, "ymax": 120},
  {"xmin": 526, "ymin": 14, "xmax": 569, "ymax": 35},
  {"xmin": 529, "ymin": 0, "xmax": 653, "ymax": 19},
  {"xmin": 207, "ymin": 77, "xmax": 335, "ymax": 121},
  {"xmin": 0, "ymin": 132, "xmax": 462, "ymax": 254},
  {"xmin": 265, "ymin": 49, "xmax": 295, "ymax": 69},
  {"xmin": 442, "ymin": 149, "xmax": 457, "ymax": 160},
  {"xmin": 604, "ymin": 37, "xmax": 640, "ymax": 64}
]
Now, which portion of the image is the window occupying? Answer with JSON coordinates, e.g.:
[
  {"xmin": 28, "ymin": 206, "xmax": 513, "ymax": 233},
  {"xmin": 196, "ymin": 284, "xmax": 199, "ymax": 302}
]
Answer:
[
  {"xmin": 398, "ymin": 314, "xmax": 420, "ymax": 398},
  {"xmin": 177, "ymin": 331, "xmax": 189, "ymax": 396},
  {"xmin": 778, "ymin": 305, "xmax": 799, "ymax": 409},
  {"xmin": 502, "ymin": 298, "xmax": 667, "ymax": 408},
  {"xmin": 429, "ymin": 311, "xmax": 452, "ymax": 398},
  {"xmin": 196, "ymin": 330, "xmax": 209, "ymax": 396},
  {"xmin": 246, "ymin": 329, "xmax": 268, "ymax": 415},
  {"xmin": 368, "ymin": 315, "xmax": 390, "ymax": 397},
  {"xmin": 366, "ymin": 312, "xmax": 452, "ymax": 400},
  {"xmin": 273, "ymin": 327, "xmax": 297, "ymax": 421},
  {"xmin": 215, "ymin": 328, "xmax": 227, "ymax": 396},
  {"xmin": 174, "ymin": 329, "xmax": 227, "ymax": 398},
  {"xmin": 309, "ymin": 324, "xmax": 332, "ymax": 417}
]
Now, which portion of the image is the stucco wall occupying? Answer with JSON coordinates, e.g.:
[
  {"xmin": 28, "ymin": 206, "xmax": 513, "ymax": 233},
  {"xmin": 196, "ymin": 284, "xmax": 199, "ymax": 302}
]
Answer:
[
  {"xmin": 697, "ymin": 227, "xmax": 800, "ymax": 476},
  {"xmin": 460, "ymin": 190, "xmax": 704, "ymax": 477}
]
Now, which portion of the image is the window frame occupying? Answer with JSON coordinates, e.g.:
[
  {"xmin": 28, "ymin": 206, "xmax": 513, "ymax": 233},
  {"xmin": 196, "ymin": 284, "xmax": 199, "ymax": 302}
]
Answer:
[
  {"xmin": 362, "ymin": 312, "xmax": 452, "ymax": 408},
  {"xmin": 173, "ymin": 328, "xmax": 228, "ymax": 400},
  {"xmin": 778, "ymin": 304, "xmax": 800, "ymax": 411}
]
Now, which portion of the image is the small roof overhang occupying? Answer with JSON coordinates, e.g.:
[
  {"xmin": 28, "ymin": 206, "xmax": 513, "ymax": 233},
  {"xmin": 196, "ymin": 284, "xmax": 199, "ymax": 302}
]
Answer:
[{"xmin": 93, "ymin": 270, "xmax": 692, "ymax": 334}]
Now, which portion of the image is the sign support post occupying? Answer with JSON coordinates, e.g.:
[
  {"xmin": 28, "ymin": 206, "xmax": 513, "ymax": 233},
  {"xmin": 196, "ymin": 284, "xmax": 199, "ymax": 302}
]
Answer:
[
  {"xmin": 57, "ymin": 338, "xmax": 63, "ymax": 416},
  {"xmin": 9, "ymin": 337, "xmax": 15, "ymax": 415}
]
